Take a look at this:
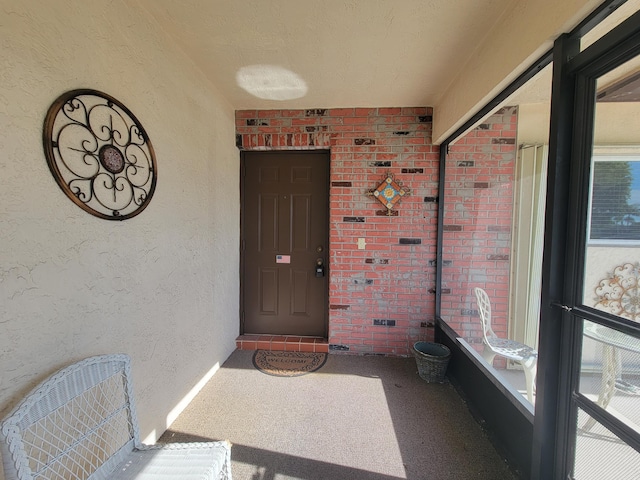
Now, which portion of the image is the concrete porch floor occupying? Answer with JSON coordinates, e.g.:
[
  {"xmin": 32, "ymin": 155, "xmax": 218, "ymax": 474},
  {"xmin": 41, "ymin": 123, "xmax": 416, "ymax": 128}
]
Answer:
[
  {"xmin": 497, "ymin": 368, "xmax": 640, "ymax": 479},
  {"xmin": 160, "ymin": 350, "xmax": 518, "ymax": 480}
]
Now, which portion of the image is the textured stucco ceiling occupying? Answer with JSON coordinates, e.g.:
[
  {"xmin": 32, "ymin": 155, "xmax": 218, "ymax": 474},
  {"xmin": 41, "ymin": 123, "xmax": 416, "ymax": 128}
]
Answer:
[{"xmin": 140, "ymin": 0, "xmax": 517, "ymax": 110}]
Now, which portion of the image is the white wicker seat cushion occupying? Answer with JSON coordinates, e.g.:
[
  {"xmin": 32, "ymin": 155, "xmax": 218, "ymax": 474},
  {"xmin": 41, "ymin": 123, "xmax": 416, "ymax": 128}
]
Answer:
[{"xmin": 109, "ymin": 442, "xmax": 231, "ymax": 480}]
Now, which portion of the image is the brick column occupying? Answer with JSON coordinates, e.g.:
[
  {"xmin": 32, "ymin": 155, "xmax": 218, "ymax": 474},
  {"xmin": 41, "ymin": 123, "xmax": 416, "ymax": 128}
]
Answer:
[{"xmin": 441, "ymin": 107, "xmax": 518, "ymax": 354}]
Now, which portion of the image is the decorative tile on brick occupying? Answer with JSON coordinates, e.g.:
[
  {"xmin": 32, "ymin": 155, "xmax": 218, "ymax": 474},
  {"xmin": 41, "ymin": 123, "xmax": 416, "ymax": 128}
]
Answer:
[
  {"xmin": 461, "ymin": 309, "xmax": 479, "ymax": 316},
  {"xmin": 402, "ymin": 168, "xmax": 423, "ymax": 174},
  {"xmin": 474, "ymin": 182, "xmax": 489, "ymax": 189},
  {"xmin": 487, "ymin": 254, "xmax": 509, "ymax": 261},
  {"xmin": 423, "ymin": 196, "xmax": 438, "ymax": 203},
  {"xmin": 418, "ymin": 115, "xmax": 433, "ymax": 123},
  {"xmin": 331, "ymin": 181, "xmax": 352, "ymax": 187},
  {"xmin": 458, "ymin": 160, "xmax": 474, "ymax": 167},
  {"xmin": 443, "ymin": 225, "xmax": 463, "ymax": 232},
  {"xmin": 355, "ymin": 138, "xmax": 376, "ymax": 145},
  {"xmin": 393, "ymin": 131, "xmax": 410, "ymax": 136},
  {"xmin": 371, "ymin": 161, "xmax": 391, "ymax": 167},
  {"xmin": 305, "ymin": 109, "xmax": 327, "ymax": 116},
  {"xmin": 343, "ymin": 216, "xmax": 365, "ymax": 223}
]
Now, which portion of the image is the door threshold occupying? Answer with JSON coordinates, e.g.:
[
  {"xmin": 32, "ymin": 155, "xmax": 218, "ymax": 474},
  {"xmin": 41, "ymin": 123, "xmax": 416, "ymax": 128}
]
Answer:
[{"xmin": 236, "ymin": 335, "xmax": 329, "ymax": 353}]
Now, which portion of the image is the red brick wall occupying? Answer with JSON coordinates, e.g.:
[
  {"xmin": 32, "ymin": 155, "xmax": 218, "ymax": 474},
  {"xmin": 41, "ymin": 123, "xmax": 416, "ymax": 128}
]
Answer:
[
  {"xmin": 236, "ymin": 108, "xmax": 438, "ymax": 355},
  {"xmin": 440, "ymin": 107, "xmax": 518, "ymax": 351}
]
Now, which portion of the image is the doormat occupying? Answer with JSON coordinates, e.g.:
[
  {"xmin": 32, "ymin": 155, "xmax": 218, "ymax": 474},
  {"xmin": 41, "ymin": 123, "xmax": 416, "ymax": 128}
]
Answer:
[{"xmin": 252, "ymin": 350, "xmax": 327, "ymax": 377}]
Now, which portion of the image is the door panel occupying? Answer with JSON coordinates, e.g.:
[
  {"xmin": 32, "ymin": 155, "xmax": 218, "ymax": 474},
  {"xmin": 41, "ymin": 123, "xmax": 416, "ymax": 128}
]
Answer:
[
  {"xmin": 259, "ymin": 269, "xmax": 278, "ymax": 314},
  {"xmin": 242, "ymin": 151, "xmax": 329, "ymax": 336},
  {"xmin": 571, "ymin": 52, "xmax": 640, "ymax": 479},
  {"xmin": 292, "ymin": 270, "xmax": 310, "ymax": 314},
  {"xmin": 259, "ymin": 194, "xmax": 278, "ymax": 251},
  {"xmin": 291, "ymin": 195, "xmax": 311, "ymax": 251}
]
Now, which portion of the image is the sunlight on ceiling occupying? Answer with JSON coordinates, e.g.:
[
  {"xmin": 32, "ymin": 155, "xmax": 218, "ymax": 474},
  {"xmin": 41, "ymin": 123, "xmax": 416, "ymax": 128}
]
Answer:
[{"xmin": 236, "ymin": 65, "xmax": 308, "ymax": 101}]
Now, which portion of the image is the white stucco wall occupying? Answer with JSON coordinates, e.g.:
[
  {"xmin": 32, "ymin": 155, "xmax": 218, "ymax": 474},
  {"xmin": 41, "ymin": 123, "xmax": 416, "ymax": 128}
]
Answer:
[
  {"xmin": 518, "ymin": 101, "xmax": 640, "ymax": 147},
  {"xmin": 433, "ymin": 0, "xmax": 602, "ymax": 143},
  {"xmin": 0, "ymin": 0, "xmax": 239, "ymax": 468}
]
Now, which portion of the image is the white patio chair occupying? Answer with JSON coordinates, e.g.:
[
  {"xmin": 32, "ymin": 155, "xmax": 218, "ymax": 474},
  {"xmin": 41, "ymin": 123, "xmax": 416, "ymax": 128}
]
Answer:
[
  {"xmin": 0, "ymin": 354, "xmax": 232, "ymax": 480},
  {"xmin": 474, "ymin": 287, "xmax": 538, "ymax": 403}
]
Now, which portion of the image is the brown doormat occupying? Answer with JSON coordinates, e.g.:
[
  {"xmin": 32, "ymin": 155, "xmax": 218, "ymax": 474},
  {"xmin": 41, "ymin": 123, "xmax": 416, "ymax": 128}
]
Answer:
[{"xmin": 252, "ymin": 350, "xmax": 327, "ymax": 377}]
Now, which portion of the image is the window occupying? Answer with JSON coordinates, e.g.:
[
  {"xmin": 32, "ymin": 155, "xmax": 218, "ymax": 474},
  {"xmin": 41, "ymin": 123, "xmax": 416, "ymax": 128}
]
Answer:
[{"xmin": 589, "ymin": 154, "xmax": 640, "ymax": 242}]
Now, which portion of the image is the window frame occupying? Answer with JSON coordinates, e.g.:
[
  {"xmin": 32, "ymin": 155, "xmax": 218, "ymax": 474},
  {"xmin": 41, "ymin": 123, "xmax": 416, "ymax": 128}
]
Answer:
[{"xmin": 588, "ymin": 148, "xmax": 640, "ymax": 245}]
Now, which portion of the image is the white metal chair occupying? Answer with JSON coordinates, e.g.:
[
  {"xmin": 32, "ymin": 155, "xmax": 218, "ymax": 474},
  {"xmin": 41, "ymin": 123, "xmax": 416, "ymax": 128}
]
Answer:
[
  {"xmin": 474, "ymin": 287, "xmax": 538, "ymax": 403},
  {"xmin": 0, "ymin": 354, "xmax": 232, "ymax": 480}
]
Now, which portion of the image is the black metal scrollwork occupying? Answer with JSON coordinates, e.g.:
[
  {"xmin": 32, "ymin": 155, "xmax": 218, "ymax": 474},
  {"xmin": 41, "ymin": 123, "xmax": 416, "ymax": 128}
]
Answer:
[{"xmin": 43, "ymin": 89, "xmax": 157, "ymax": 220}]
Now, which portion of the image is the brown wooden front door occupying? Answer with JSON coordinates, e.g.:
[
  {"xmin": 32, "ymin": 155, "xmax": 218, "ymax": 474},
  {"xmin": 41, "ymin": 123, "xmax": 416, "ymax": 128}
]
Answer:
[{"xmin": 241, "ymin": 151, "xmax": 329, "ymax": 336}]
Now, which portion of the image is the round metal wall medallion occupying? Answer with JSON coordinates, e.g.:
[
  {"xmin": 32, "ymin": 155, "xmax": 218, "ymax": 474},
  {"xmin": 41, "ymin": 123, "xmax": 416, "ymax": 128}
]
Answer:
[{"xmin": 43, "ymin": 89, "xmax": 157, "ymax": 220}]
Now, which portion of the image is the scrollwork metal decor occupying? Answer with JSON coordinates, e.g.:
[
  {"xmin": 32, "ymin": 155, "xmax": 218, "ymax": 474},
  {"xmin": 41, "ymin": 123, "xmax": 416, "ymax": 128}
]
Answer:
[
  {"xmin": 366, "ymin": 172, "xmax": 410, "ymax": 216},
  {"xmin": 43, "ymin": 89, "xmax": 157, "ymax": 220},
  {"xmin": 594, "ymin": 262, "xmax": 640, "ymax": 322}
]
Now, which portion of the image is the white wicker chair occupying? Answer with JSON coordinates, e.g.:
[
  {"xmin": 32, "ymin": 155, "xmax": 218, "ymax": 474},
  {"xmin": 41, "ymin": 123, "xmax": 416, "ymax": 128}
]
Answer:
[
  {"xmin": 474, "ymin": 287, "xmax": 538, "ymax": 403},
  {"xmin": 0, "ymin": 354, "xmax": 232, "ymax": 480}
]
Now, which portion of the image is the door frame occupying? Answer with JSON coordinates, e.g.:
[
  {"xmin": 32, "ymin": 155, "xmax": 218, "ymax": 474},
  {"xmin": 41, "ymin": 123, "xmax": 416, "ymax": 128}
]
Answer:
[
  {"xmin": 239, "ymin": 149, "xmax": 330, "ymax": 337},
  {"xmin": 534, "ymin": 9, "xmax": 640, "ymax": 479},
  {"xmin": 510, "ymin": 144, "xmax": 548, "ymax": 351}
]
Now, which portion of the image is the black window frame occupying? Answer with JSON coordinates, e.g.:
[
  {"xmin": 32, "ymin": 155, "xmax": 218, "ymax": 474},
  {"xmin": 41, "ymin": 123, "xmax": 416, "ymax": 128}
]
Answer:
[{"xmin": 434, "ymin": 1, "xmax": 640, "ymax": 479}]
